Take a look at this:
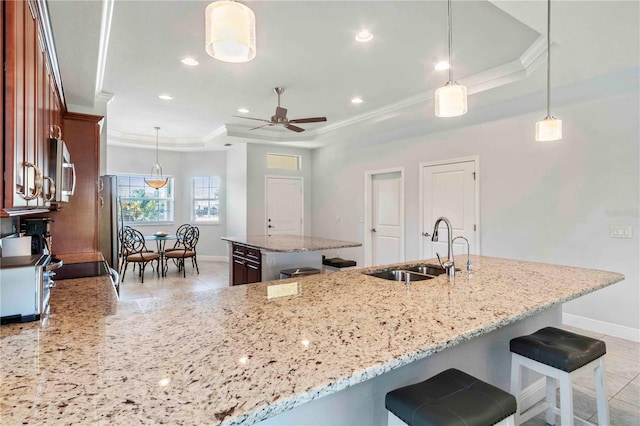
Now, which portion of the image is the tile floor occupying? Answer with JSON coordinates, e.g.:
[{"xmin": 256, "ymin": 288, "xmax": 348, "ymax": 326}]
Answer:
[
  {"xmin": 118, "ymin": 258, "xmax": 230, "ymax": 301},
  {"xmin": 119, "ymin": 260, "xmax": 640, "ymax": 425}
]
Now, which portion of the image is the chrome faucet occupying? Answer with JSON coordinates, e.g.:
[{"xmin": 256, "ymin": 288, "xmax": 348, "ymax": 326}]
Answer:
[
  {"xmin": 431, "ymin": 217, "xmax": 455, "ymax": 277},
  {"xmin": 452, "ymin": 236, "xmax": 472, "ymax": 272}
]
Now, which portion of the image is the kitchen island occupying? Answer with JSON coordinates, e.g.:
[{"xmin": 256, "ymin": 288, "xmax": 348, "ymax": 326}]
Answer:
[
  {"xmin": 0, "ymin": 256, "xmax": 623, "ymax": 425},
  {"xmin": 221, "ymin": 234, "xmax": 362, "ymax": 284}
]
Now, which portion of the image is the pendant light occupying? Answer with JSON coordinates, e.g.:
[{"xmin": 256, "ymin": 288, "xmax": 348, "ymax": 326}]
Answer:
[
  {"xmin": 535, "ymin": 0, "xmax": 562, "ymax": 141},
  {"xmin": 435, "ymin": 0, "xmax": 467, "ymax": 117},
  {"xmin": 145, "ymin": 127, "xmax": 168, "ymax": 189},
  {"xmin": 205, "ymin": 0, "xmax": 256, "ymax": 63}
]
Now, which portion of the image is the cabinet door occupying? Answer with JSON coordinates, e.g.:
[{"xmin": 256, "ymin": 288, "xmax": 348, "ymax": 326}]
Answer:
[
  {"xmin": 3, "ymin": 0, "xmax": 56, "ymax": 212},
  {"xmin": 232, "ymin": 258, "xmax": 247, "ymax": 285},
  {"xmin": 47, "ymin": 113, "xmax": 101, "ymax": 254},
  {"xmin": 246, "ymin": 261, "xmax": 261, "ymax": 284}
]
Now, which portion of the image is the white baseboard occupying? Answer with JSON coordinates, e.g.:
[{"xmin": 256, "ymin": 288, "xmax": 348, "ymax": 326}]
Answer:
[
  {"xmin": 197, "ymin": 255, "xmax": 229, "ymax": 262},
  {"xmin": 520, "ymin": 378, "xmax": 546, "ymax": 412},
  {"xmin": 563, "ymin": 313, "xmax": 640, "ymax": 343}
]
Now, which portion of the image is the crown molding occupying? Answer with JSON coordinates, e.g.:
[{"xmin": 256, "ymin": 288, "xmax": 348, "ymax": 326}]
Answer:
[{"xmin": 110, "ymin": 35, "xmax": 547, "ymax": 150}]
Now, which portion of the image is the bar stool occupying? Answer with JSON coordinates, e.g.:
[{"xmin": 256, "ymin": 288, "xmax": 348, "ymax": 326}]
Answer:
[
  {"xmin": 386, "ymin": 368, "xmax": 517, "ymax": 426},
  {"xmin": 510, "ymin": 327, "xmax": 608, "ymax": 425}
]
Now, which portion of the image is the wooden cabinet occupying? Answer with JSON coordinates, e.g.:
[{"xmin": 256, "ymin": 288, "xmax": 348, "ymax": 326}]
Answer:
[
  {"xmin": 3, "ymin": 0, "xmax": 63, "ymax": 216},
  {"xmin": 231, "ymin": 243, "xmax": 262, "ymax": 285},
  {"xmin": 47, "ymin": 113, "xmax": 102, "ymax": 255}
]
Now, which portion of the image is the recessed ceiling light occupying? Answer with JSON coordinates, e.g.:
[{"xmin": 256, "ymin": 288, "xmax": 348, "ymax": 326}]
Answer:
[
  {"xmin": 158, "ymin": 94, "xmax": 173, "ymax": 100},
  {"xmin": 355, "ymin": 30, "xmax": 373, "ymax": 42},
  {"xmin": 181, "ymin": 57, "xmax": 199, "ymax": 66},
  {"xmin": 435, "ymin": 61, "xmax": 450, "ymax": 71},
  {"xmin": 237, "ymin": 107, "xmax": 249, "ymax": 113},
  {"xmin": 351, "ymin": 97, "xmax": 364, "ymax": 104}
]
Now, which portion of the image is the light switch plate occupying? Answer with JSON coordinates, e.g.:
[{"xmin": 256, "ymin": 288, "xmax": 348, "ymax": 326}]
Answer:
[{"xmin": 610, "ymin": 225, "xmax": 633, "ymax": 239}]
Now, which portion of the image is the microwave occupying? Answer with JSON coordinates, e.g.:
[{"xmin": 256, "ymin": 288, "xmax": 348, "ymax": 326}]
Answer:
[{"xmin": 48, "ymin": 138, "xmax": 76, "ymax": 204}]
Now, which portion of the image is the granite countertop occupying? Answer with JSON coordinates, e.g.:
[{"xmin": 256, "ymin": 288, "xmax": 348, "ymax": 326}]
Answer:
[
  {"xmin": 221, "ymin": 234, "xmax": 362, "ymax": 252},
  {"xmin": 0, "ymin": 256, "xmax": 623, "ymax": 425}
]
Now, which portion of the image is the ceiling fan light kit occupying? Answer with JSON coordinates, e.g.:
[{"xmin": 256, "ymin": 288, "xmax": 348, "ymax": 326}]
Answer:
[
  {"xmin": 145, "ymin": 127, "xmax": 169, "ymax": 189},
  {"xmin": 535, "ymin": 0, "xmax": 562, "ymax": 142},
  {"xmin": 205, "ymin": 0, "xmax": 256, "ymax": 63},
  {"xmin": 435, "ymin": 0, "xmax": 468, "ymax": 118}
]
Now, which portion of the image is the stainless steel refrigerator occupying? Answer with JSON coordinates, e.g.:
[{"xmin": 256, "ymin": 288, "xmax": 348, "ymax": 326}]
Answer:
[{"xmin": 98, "ymin": 175, "xmax": 121, "ymax": 270}]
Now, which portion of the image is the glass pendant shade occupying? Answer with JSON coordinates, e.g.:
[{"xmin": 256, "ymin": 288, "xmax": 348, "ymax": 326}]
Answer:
[
  {"xmin": 435, "ymin": 82, "xmax": 468, "ymax": 117},
  {"xmin": 535, "ymin": 116, "xmax": 562, "ymax": 142},
  {"xmin": 205, "ymin": 1, "xmax": 256, "ymax": 63},
  {"xmin": 435, "ymin": 0, "xmax": 467, "ymax": 118},
  {"xmin": 145, "ymin": 127, "xmax": 168, "ymax": 189}
]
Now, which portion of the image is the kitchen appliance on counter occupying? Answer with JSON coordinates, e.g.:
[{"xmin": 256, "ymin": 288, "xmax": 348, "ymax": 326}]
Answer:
[
  {"xmin": 0, "ymin": 254, "xmax": 57, "ymax": 324},
  {"xmin": 48, "ymin": 136, "xmax": 76, "ymax": 206},
  {"xmin": 21, "ymin": 217, "xmax": 54, "ymax": 255}
]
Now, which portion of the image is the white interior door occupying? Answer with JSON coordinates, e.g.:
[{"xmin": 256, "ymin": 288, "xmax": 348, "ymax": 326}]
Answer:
[
  {"xmin": 368, "ymin": 170, "xmax": 404, "ymax": 266},
  {"xmin": 266, "ymin": 177, "xmax": 303, "ymax": 236},
  {"xmin": 420, "ymin": 159, "xmax": 478, "ymax": 260}
]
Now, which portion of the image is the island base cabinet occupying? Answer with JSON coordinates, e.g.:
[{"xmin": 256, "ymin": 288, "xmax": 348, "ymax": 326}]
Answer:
[{"xmin": 231, "ymin": 243, "xmax": 261, "ymax": 285}]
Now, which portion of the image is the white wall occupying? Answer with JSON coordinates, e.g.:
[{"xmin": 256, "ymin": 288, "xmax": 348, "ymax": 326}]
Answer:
[
  {"xmin": 226, "ymin": 143, "xmax": 248, "ymax": 238},
  {"xmin": 310, "ymin": 70, "xmax": 639, "ymax": 334},
  {"xmin": 107, "ymin": 145, "xmax": 228, "ymax": 257},
  {"xmin": 246, "ymin": 144, "xmax": 313, "ymax": 236}
]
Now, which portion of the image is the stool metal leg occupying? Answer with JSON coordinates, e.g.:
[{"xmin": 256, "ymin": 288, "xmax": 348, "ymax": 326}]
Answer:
[{"xmin": 594, "ymin": 358, "xmax": 610, "ymax": 425}]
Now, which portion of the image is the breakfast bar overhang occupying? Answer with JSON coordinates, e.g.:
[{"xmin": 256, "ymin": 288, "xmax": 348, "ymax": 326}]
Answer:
[{"xmin": 0, "ymin": 256, "xmax": 623, "ymax": 425}]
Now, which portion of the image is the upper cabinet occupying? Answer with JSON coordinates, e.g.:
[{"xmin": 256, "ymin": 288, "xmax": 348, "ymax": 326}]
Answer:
[{"xmin": 3, "ymin": 0, "xmax": 63, "ymax": 216}]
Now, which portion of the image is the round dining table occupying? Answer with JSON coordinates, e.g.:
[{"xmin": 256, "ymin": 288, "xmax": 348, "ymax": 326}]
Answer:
[{"xmin": 144, "ymin": 234, "xmax": 177, "ymax": 277}]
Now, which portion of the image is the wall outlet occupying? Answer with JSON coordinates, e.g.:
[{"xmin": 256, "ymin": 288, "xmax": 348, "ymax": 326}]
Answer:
[{"xmin": 610, "ymin": 225, "xmax": 633, "ymax": 239}]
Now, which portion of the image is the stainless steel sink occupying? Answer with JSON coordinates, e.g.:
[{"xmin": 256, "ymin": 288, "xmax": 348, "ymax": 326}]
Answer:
[
  {"xmin": 404, "ymin": 264, "xmax": 449, "ymax": 276},
  {"xmin": 366, "ymin": 269, "xmax": 434, "ymax": 282}
]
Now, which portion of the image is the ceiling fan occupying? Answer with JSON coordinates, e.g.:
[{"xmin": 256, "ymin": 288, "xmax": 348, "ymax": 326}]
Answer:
[{"xmin": 233, "ymin": 87, "xmax": 327, "ymax": 133}]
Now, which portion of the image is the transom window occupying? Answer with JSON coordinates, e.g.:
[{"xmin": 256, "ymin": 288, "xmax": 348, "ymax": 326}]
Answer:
[
  {"xmin": 267, "ymin": 153, "xmax": 301, "ymax": 170},
  {"xmin": 192, "ymin": 177, "xmax": 220, "ymax": 223},
  {"xmin": 117, "ymin": 175, "xmax": 174, "ymax": 224}
]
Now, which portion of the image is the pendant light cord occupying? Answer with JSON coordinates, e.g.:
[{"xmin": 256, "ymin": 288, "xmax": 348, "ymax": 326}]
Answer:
[
  {"xmin": 546, "ymin": 0, "xmax": 551, "ymax": 117},
  {"xmin": 448, "ymin": 0, "xmax": 453, "ymax": 83},
  {"xmin": 154, "ymin": 126, "xmax": 160, "ymax": 164}
]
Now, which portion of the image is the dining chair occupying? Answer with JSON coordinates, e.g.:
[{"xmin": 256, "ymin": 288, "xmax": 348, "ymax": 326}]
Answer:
[
  {"xmin": 118, "ymin": 227, "xmax": 160, "ymax": 283},
  {"xmin": 165, "ymin": 225, "xmax": 199, "ymax": 277},
  {"xmin": 164, "ymin": 223, "xmax": 191, "ymax": 254}
]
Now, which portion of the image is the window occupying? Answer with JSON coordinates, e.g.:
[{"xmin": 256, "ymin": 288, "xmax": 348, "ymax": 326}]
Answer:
[
  {"xmin": 117, "ymin": 175, "xmax": 174, "ymax": 224},
  {"xmin": 193, "ymin": 177, "xmax": 220, "ymax": 223},
  {"xmin": 267, "ymin": 153, "xmax": 301, "ymax": 170}
]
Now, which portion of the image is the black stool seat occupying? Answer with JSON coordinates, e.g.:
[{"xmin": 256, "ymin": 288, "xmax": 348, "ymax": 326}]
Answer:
[
  {"xmin": 510, "ymin": 327, "xmax": 606, "ymax": 373},
  {"xmin": 322, "ymin": 257, "xmax": 357, "ymax": 268},
  {"xmin": 385, "ymin": 368, "xmax": 517, "ymax": 426}
]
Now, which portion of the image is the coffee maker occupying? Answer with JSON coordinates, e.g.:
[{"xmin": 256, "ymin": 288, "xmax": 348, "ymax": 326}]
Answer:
[{"xmin": 21, "ymin": 218, "xmax": 54, "ymax": 255}]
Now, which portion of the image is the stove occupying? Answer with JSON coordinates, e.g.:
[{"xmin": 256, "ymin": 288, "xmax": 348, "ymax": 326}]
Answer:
[{"xmin": 54, "ymin": 261, "xmax": 110, "ymax": 280}]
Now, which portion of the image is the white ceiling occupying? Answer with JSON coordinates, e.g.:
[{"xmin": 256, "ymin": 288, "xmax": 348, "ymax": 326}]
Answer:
[{"xmin": 47, "ymin": 0, "xmax": 639, "ymax": 151}]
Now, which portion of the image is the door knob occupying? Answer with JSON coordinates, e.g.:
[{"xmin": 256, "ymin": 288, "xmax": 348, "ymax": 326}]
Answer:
[
  {"xmin": 422, "ymin": 232, "xmax": 431, "ymax": 237},
  {"xmin": 370, "ymin": 228, "xmax": 376, "ymax": 232}
]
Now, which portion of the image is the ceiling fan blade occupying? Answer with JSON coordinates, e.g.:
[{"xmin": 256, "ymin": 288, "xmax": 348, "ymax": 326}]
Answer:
[
  {"xmin": 232, "ymin": 115, "xmax": 271, "ymax": 123},
  {"xmin": 285, "ymin": 124, "xmax": 305, "ymax": 133},
  {"xmin": 275, "ymin": 107, "xmax": 287, "ymax": 119},
  {"xmin": 288, "ymin": 117, "xmax": 327, "ymax": 124},
  {"xmin": 249, "ymin": 124, "xmax": 274, "ymax": 131}
]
